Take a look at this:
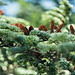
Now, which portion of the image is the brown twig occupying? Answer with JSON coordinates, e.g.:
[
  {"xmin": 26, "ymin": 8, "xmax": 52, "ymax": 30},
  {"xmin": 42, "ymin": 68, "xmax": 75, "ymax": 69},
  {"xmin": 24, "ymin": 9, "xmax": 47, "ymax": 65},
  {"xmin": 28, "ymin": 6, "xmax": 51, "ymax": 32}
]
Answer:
[{"xmin": 25, "ymin": 49, "xmax": 43, "ymax": 59}]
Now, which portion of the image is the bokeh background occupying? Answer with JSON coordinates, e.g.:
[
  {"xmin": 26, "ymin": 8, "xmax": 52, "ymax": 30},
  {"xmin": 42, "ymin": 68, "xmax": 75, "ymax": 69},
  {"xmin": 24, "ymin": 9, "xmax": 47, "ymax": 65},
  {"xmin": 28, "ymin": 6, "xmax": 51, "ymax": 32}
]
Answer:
[{"xmin": 0, "ymin": 0, "xmax": 75, "ymax": 27}]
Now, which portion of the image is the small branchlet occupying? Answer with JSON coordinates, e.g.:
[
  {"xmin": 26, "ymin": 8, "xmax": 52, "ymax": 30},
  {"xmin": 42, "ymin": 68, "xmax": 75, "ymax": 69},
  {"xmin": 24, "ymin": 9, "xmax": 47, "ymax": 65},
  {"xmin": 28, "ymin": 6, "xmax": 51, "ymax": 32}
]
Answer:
[
  {"xmin": 38, "ymin": 24, "xmax": 48, "ymax": 31},
  {"xmin": 70, "ymin": 25, "xmax": 74, "ymax": 34},
  {"xmin": 29, "ymin": 50, "xmax": 43, "ymax": 59},
  {"xmin": 50, "ymin": 20, "xmax": 54, "ymax": 33}
]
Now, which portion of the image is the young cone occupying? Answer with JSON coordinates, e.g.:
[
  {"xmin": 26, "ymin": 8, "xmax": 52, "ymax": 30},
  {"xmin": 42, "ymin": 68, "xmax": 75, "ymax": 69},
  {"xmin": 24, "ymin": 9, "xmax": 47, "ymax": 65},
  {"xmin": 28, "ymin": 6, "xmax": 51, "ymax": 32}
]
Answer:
[
  {"xmin": 70, "ymin": 25, "xmax": 74, "ymax": 34},
  {"xmin": 50, "ymin": 20, "xmax": 54, "ymax": 33},
  {"xmin": 15, "ymin": 23, "xmax": 29, "ymax": 35},
  {"xmin": 38, "ymin": 24, "xmax": 48, "ymax": 31},
  {"xmin": 29, "ymin": 26, "xmax": 34, "ymax": 32}
]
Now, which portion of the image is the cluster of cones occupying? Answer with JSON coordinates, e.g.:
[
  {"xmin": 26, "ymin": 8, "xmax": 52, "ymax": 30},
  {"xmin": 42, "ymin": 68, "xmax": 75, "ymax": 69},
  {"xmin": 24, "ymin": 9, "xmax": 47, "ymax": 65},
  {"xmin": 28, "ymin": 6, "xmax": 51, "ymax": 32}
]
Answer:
[
  {"xmin": 0, "ymin": 10, "xmax": 74, "ymax": 34},
  {"xmin": 10, "ymin": 21, "xmax": 75, "ymax": 35},
  {"xmin": 10, "ymin": 23, "xmax": 34, "ymax": 35},
  {"xmin": 39, "ymin": 20, "xmax": 63, "ymax": 33},
  {"xmin": 0, "ymin": 10, "xmax": 75, "ymax": 71}
]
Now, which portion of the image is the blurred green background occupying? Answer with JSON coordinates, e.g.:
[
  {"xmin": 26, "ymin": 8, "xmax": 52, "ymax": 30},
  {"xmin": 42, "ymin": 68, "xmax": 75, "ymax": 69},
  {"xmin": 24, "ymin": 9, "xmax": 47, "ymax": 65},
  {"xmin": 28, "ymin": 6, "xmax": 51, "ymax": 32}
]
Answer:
[{"xmin": 0, "ymin": 0, "xmax": 75, "ymax": 27}]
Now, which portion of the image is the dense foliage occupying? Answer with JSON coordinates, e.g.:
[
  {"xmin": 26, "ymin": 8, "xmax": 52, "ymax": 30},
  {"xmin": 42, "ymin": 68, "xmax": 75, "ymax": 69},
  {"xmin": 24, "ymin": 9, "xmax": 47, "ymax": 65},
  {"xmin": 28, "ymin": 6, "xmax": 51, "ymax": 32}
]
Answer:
[
  {"xmin": 0, "ymin": 18, "xmax": 75, "ymax": 74},
  {"xmin": 41, "ymin": 0, "xmax": 73, "ymax": 28},
  {"xmin": 0, "ymin": 0, "xmax": 75, "ymax": 75},
  {"xmin": 0, "ymin": 15, "xmax": 30, "ymax": 25}
]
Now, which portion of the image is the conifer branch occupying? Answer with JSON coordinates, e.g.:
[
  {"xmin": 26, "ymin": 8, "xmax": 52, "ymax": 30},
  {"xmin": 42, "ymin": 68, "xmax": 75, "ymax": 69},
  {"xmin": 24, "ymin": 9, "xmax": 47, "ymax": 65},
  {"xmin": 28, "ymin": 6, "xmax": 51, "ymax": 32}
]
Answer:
[
  {"xmin": 30, "ymin": 30, "xmax": 50, "ymax": 40},
  {"xmin": 0, "ymin": 23, "xmax": 20, "ymax": 32},
  {"xmin": 0, "ymin": 15, "xmax": 30, "ymax": 25}
]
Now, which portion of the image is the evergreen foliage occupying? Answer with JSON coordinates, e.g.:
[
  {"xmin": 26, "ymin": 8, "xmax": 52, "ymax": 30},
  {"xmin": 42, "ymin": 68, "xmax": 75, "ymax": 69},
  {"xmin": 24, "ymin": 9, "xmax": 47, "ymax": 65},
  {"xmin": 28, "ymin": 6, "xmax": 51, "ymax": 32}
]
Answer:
[
  {"xmin": 0, "ymin": 19, "xmax": 75, "ymax": 74},
  {"xmin": 0, "ymin": 22, "xmax": 20, "ymax": 32},
  {"xmin": 0, "ymin": 0, "xmax": 75, "ymax": 74},
  {"xmin": 41, "ymin": 0, "xmax": 73, "ymax": 28},
  {"xmin": 0, "ymin": 15, "xmax": 30, "ymax": 25}
]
